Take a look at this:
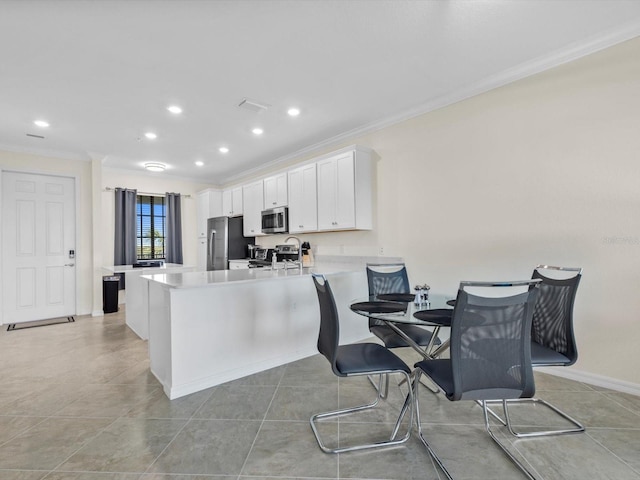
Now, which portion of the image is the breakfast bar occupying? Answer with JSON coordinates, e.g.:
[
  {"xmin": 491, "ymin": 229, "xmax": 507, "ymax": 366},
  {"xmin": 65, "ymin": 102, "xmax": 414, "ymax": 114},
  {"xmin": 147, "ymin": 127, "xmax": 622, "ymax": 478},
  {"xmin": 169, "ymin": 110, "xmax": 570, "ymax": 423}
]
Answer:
[{"xmin": 143, "ymin": 265, "xmax": 370, "ymax": 399}]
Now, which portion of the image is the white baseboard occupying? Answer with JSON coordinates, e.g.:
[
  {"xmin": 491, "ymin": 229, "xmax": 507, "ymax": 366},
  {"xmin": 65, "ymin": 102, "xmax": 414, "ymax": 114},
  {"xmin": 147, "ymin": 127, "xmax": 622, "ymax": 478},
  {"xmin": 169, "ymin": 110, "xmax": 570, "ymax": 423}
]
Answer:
[
  {"xmin": 153, "ymin": 346, "xmax": 321, "ymax": 400},
  {"xmin": 537, "ymin": 367, "xmax": 640, "ymax": 397},
  {"xmin": 91, "ymin": 310, "xmax": 104, "ymax": 317}
]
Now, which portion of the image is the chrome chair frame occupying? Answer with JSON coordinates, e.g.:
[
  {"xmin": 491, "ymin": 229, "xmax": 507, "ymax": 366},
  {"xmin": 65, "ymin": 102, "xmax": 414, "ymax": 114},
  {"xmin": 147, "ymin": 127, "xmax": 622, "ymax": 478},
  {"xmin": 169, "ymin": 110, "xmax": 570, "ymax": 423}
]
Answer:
[
  {"xmin": 415, "ymin": 371, "xmax": 538, "ymax": 480},
  {"xmin": 310, "ymin": 368, "xmax": 415, "ymax": 453},
  {"xmin": 483, "ymin": 265, "xmax": 585, "ymax": 438},
  {"xmin": 415, "ymin": 280, "xmax": 541, "ymax": 480},
  {"xmin": 310, "ymin": 273, "xmax": 415, "ymax": 454}
]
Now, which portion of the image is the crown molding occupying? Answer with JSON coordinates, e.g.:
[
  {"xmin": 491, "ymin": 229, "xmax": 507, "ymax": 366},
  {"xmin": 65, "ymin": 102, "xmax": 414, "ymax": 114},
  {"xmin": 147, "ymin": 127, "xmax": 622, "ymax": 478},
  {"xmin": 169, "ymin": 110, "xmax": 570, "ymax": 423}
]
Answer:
[
  {"xmin": 0, "ymin": 142, "xmax": 90, "ymax": 162},
  {"xmin": 219, "ymin": 21, "xmax": 640, "ymax": 185}
]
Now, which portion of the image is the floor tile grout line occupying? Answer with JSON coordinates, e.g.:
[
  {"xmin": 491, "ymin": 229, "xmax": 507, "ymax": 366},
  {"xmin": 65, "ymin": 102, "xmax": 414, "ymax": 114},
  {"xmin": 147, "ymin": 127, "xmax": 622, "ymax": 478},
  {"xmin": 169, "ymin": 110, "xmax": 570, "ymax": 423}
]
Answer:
[
  {"xmin": 498, "ymin": 426, "xmax": 548, "ymax": 480},
  {"xmin": 47, "ymin": 415, "xmax": 121, "ymax": 475},
  {"xmin": 586, "ymin": 429, "xmax": 640, "ymax": 477},
  {"xmin": 600, "ymin": 391, "xmax": 640, "ymax": 419},
  {"xmin": 0, "ymin": 414, "xmax": 51, "ymax": 450},
  {"xmin": 140, "ymin": 386, "xmax": 217, "ymax": 476},
  {"xmin": 238, "ymin": 363, "xmax": 289, "ymax": 478}
]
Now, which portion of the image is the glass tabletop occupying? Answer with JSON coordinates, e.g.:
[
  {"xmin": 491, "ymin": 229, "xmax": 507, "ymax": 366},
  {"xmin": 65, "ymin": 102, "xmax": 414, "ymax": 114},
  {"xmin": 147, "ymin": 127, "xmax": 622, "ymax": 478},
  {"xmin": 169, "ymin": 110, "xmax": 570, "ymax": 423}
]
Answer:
[{"xmin": 350, "ymin": 293, "xmax": 455, "ymax": 326}]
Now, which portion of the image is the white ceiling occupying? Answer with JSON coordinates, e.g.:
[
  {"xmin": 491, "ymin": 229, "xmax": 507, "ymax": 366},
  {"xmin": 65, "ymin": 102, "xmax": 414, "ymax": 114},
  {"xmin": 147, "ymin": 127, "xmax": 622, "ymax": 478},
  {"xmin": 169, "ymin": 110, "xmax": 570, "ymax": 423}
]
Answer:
[{"xmin": 1, "ymin": 0, "xmax": 640, "ymax": 185}]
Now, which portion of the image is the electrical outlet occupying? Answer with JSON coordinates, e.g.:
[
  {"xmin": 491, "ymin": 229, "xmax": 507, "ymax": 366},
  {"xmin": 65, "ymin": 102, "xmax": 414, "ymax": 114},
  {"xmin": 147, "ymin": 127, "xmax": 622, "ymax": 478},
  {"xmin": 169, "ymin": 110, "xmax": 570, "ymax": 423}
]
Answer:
[{"xmin": 379, "ymin": 247, "xmax": 384, "ymax": 255}]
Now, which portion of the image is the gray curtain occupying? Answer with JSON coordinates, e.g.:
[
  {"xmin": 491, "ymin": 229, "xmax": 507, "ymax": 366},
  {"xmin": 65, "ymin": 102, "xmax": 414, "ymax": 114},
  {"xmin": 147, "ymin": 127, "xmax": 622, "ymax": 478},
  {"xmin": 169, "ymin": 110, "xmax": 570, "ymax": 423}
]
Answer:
[
  {"xmin": 165, "ymin": 192, "xmax": 183, "ymax": 264},
  {"xmin": 114, "ymin": 188, "xmax": 138, "ymax": 265}
]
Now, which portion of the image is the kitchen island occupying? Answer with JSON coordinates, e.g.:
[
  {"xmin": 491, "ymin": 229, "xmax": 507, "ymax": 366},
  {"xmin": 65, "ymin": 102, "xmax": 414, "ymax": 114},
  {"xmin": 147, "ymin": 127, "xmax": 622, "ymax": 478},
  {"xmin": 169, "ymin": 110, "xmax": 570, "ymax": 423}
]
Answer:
[
  {"xmin": 103, "ymin": 263, "xmax": 196, "ymax": 339},
  {"xmin": 143, "ymin": 264, "xmax": 370, "ymax": 399}
]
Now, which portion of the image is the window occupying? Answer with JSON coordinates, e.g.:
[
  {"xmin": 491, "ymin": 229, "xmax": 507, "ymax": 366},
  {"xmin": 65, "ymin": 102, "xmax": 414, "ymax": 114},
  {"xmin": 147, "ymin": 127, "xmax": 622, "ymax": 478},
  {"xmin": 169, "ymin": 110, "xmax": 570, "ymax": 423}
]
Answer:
[{"xmin": 136, "ymin": 195, "xmax": 166, "ymax": 259}]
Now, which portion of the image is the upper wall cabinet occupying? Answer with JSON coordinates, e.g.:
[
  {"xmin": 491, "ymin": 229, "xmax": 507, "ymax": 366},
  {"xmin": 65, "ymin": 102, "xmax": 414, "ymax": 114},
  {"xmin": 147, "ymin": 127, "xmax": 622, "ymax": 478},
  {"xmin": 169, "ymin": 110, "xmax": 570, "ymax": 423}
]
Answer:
[
  {"xmin": 242, "ymin": 180, "xmax": 265, "ymax": 237},
  {"xmin": 316, "ymin": 147, "xmax": 372, "ymax": 232},
  {"xmin": 288, "ymin": 163, "xmax": 317, "ymax": 233},
  {"xmin": 263, "ymin": 172, "xmax": 288, "ymax": 208},
  {"xmin": 222, "ymin": 186, "xmax": 243, "ymax": 217},
  {"xmin": 196, "ymin": 189, "xmax": 222, "ymax": 238}
]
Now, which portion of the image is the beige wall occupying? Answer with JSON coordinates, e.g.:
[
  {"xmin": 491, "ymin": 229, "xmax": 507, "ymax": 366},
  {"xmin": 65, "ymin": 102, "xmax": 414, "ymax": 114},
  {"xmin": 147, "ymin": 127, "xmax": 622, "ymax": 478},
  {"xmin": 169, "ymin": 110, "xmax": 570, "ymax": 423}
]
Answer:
[{"xmin": 270, "ymin": 37, "xmax": 640, "ymax": 384}]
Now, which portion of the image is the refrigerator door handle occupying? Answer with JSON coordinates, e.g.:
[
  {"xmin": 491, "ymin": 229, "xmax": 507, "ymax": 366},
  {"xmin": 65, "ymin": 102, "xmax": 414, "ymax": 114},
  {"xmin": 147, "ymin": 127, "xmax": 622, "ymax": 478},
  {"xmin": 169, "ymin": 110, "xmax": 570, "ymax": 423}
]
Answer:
[{"xmin": 209, "ymin": 229, "xmax": 216, "ymax": 266}]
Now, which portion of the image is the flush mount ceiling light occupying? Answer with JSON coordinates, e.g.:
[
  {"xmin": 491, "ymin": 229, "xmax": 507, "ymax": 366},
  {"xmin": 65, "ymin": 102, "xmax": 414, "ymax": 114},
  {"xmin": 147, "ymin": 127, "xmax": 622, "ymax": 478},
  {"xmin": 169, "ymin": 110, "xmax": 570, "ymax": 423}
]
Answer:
[
  {"xmin": 195, "ymin": 160, "xmax": 204, "ymax": 166},
  {"xmin": 219, "ymin": 147, "xmax": 229, "ymax": 153},
  {"xmin": 144, "ymin": 132, "xmax": 157, "ymax": 140},
  {"xmin": 33, "ymin": 119, "xmax": 50, "ymax": 127},
  {"xmin": 287, "ymin": 107, "xmax": 300, "ymax": 117},
  {"xmin": 144, "ymin": 162, "xmax": 166, "ymax": 172},
  {"xmin": 252, "ymin": 127, "xmax": 263, "ymax": 135},
  {"xmin": 167, "ymin": 105, "xmax": 183, "ymax": 114}
]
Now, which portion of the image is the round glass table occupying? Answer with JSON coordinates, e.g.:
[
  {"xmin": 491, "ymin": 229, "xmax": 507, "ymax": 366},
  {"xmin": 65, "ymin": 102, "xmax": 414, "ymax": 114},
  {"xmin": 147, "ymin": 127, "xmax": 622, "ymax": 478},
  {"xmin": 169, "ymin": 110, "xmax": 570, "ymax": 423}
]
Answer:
[{"xmin": 350, "ymin": 293, "xmax": 455, "ymax": 359}]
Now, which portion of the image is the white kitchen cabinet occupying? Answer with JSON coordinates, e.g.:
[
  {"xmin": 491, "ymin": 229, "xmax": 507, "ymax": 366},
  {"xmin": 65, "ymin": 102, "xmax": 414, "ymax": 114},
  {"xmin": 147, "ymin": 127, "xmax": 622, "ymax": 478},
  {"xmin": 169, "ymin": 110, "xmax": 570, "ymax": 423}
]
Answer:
[
  {"xmin": 228, "ymin": 259, "xmax": 250, "ymax": 270},
  {"xmin": 222, "ymin": 186, "xmax": 243, "ymax": 217},
  {"xmin": 196, "ymin": 237, "xmax": 207, "ymax": 271},
  {"xmin": 316, "ymin": 147, "xmax": 372, "ymax": 231},
  {"xmin": 196, "ymin": 189, "xmax": 222, "ymax": 238},
  {"xmin": 263, "ymin": 172, "xmax": 288, "ymax": 208},
  {"xmin": 288, "ymin": 163, "xmax": 317, "ymax": 233},
  {"xmin": 242, "ymin": 180, "xmax": 265, "ymax": 237}
]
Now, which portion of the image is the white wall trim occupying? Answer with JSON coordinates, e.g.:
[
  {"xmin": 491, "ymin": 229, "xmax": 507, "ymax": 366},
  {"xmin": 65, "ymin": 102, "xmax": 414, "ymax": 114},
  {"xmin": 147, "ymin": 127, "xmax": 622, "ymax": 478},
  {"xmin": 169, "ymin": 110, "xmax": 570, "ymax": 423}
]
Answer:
[
  {"xmin": 538, "ymin": 367, "xmax": 640, "ymax": 397},
  {"xmin": 0, "ymin": 142, "xmax": 91, "ymax": 163}
]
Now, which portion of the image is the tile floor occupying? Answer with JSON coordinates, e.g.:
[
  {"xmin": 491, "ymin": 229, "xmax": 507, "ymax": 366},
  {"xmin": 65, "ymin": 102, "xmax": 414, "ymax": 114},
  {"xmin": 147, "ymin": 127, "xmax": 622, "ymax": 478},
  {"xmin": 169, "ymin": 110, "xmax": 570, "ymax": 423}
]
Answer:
[{"xmin": 1, "ymin": 308, "xmax": 639, "ymax": 479}]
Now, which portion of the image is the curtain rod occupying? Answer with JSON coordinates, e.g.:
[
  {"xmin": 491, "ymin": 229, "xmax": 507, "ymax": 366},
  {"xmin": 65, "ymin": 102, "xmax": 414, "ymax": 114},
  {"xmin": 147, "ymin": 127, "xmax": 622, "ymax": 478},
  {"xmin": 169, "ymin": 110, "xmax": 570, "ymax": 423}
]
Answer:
[{"xmin": 104, "ymin": 187, "xmax": 191, "ymax": 198}]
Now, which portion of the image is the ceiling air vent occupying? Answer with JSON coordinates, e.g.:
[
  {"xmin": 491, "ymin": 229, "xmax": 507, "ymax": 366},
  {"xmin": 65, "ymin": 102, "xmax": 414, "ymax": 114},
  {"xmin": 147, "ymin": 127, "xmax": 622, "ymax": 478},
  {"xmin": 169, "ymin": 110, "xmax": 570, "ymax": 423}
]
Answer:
[{"xmin": 238, "ymin": 98, "xmax": 270, "ymax": 113}]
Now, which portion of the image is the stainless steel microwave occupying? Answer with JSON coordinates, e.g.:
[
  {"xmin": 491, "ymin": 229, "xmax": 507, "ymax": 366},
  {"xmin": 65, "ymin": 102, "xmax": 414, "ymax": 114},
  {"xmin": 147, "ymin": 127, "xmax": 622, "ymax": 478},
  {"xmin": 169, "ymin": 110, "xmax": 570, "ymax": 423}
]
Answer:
[{"xmin": 261, "ymin": 206, "xmax": 288, "ymax": 234}]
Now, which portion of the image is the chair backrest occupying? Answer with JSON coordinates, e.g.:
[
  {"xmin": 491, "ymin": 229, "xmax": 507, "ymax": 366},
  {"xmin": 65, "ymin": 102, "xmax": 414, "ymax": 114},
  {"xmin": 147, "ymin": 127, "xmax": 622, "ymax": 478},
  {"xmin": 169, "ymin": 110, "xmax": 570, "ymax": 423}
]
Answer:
[
  {"xmin": 449, "ymin": 280, "xmax": 540, "ymax": 402},
  {"xmin": 366, "ymin": 263, "xmax": 410, "ymax": 295},
  {"xmin": 531, "ymin": 265, "xmax": 582, "ymax": 364},
  {"xmin": 311, "ymin": 273, "xmax": 340, "ymax": 375}
]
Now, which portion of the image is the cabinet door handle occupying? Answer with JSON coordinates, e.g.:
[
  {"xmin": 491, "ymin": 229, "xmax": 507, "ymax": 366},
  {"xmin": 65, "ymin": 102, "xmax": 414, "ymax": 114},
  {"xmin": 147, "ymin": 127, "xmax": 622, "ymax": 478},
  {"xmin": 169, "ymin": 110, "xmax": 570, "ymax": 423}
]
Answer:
[
  {"xmin": 299, "ymin": 225, "xmax": 303, "ymax": 228},
  {"xmin": 272, "ymin": 202, "xmax": 276, "ymax": 205}
]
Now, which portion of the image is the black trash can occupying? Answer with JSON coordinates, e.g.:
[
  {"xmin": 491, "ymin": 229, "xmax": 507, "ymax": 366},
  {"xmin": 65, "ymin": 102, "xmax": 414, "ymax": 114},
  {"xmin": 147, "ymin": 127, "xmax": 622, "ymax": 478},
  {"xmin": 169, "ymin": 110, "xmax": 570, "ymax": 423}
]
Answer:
[{"xmin": 103, "ymin": 275, "xmax": 120, "ymax": 314}]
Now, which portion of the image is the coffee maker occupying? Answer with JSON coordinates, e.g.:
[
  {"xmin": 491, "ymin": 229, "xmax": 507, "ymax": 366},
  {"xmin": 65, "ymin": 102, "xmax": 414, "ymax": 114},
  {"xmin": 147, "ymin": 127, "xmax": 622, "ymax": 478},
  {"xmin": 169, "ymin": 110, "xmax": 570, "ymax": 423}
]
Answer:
[{"xmin": 247, "ymin": 244, "xmax": 262, "ymax": 260}]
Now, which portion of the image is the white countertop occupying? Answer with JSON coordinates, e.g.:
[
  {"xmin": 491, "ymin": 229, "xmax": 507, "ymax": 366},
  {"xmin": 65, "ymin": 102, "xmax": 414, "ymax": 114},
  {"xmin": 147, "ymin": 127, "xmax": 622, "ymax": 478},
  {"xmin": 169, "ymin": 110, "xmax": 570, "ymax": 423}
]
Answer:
[
  {"xmin": 142, "ymin": 262, "xmax": 362, "ymax": 289},
  {"xmin": 103, "ymin": 263, "xmax": 194, "ymax": 274}
]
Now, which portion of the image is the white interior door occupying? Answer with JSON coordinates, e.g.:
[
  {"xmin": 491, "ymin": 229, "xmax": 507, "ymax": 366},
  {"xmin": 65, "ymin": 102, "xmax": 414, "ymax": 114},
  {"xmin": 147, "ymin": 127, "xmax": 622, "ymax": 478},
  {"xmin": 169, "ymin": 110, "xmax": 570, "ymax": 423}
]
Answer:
[{"xmin": 2, "ymin": 171, "xmax": 76, "ymax": 324}]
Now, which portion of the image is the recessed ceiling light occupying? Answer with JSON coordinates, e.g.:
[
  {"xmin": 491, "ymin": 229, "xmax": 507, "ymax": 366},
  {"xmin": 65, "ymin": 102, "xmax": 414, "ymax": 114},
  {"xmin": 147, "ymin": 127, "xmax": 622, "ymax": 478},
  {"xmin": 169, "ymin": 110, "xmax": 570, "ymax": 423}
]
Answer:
[
  {"xmin": 34, "ymin": 120, "xmax": 50, "ymax": 127},
  {"xmin": 144, "ymin": 162, "xmax": 165, "ymax": 172},
  {"xmin": 167, "ymin": 105, "xmax": 183, "ymax": 114},
  {"xmin": 195, "ymin": 160, "xmax": 204, "ymax": 167},
  {"xmin": 252, "ymin": 128, "xmax": 263, "ymax": 135},
  {"xmin": 219, "ymin": 147, "xmax": 229, "ymax": 153},
  {"xmin": 287, "ymin": 107, "xmax": 300, "ymax": 117},
  {"xmin": 144, "ymin": 132, "xmax": 157, "ymax": 140}
]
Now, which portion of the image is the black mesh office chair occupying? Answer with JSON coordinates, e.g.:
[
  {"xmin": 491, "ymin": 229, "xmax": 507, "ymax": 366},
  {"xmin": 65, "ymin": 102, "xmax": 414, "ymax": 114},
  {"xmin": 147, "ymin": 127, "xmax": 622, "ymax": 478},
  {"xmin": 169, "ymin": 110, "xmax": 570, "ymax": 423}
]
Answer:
[
  {"xmin": 366, "ymin": 263, "xmax": 442, "ymax": 395},
  {"xmin": 413, "ymin": 280, "xmax": 541, "ymax": 480},
  {"xmin": 485, "ymin": 265, "xmax": 584, "ymax": 437},
  {"xmin": 367, "ymin": 263, "xmax": 441, "ymax": 348},
  {"xmin": 309, "ymin": 273, "xmax": 414, "ymax": 453}
]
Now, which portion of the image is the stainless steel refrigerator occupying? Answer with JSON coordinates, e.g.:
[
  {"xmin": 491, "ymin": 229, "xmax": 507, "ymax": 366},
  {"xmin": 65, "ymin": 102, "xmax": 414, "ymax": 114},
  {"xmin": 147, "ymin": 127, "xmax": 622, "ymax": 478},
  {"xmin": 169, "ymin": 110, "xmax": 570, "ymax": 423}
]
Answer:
[{"xmin": 206, "ymin": 216, "xmax": 254, "ymax": 270}]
